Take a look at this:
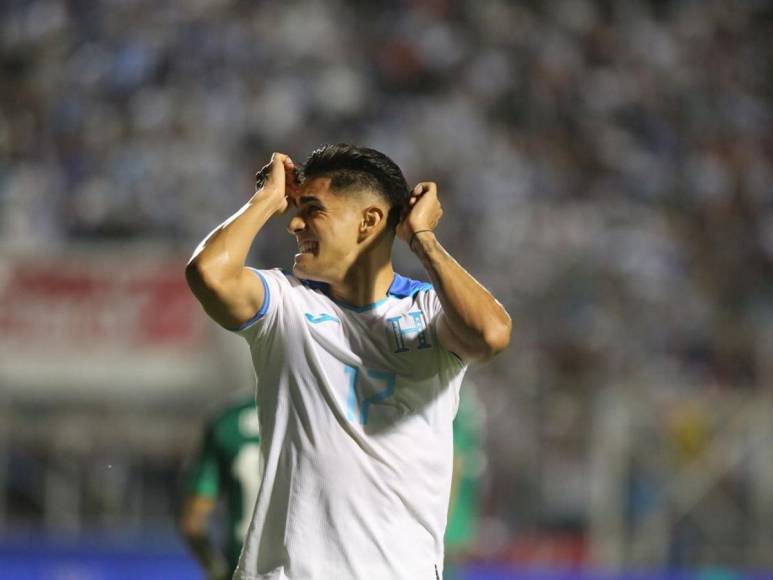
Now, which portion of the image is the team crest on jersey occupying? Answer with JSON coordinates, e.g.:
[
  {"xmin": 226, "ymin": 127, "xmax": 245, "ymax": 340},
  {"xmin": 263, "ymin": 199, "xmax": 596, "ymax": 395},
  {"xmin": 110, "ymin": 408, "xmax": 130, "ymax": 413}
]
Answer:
[{"xmin": 386, "ymin": 311, "xmax": 432, "ymax": 353}]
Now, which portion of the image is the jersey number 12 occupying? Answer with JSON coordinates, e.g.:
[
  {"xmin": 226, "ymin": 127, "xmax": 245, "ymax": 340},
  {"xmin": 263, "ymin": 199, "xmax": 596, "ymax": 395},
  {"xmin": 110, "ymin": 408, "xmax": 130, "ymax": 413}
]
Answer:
[{"xmin": 344, "ymin": 365, "xmax": 396, "ymax": 425}]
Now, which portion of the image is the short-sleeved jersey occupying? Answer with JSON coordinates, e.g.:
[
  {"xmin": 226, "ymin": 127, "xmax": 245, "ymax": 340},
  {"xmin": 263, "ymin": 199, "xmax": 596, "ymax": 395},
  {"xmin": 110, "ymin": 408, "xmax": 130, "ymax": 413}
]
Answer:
[
  {"xmin": 233, "ymin": 268, "xmax": 468, "ymax": 580},
  {"xmin": 184, "ymin": 397, "xmax": 261, "ymax": 570}
]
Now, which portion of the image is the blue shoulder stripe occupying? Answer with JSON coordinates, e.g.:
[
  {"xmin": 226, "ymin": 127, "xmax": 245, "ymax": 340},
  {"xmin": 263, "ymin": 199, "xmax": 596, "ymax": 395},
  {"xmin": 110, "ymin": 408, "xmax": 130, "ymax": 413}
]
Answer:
[
  {"xmin": 236, "ymin": 268, "xmax": 271, "ymax": 331},
  {"xmin": 387, "ymin": 274, "xmax": 433, "ymax": 298}
]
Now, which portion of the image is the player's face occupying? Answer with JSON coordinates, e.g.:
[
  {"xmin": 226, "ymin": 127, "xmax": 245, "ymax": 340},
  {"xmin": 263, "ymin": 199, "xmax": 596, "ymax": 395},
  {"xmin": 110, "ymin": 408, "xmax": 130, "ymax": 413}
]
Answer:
[{"xmin": 287, "ymin": 177, "xmax": 367, "ymax": 283}]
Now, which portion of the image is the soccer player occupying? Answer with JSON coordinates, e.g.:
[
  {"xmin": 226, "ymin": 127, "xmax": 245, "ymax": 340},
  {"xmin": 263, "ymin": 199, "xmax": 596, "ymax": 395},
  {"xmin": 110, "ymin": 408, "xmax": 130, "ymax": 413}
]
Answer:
[
  {"xmin": 186, "ymin": 144, "xmax": 511, "ymax": 579},
  {"xmin": 179, "ymin": 394, "xmax": 262, "ymax": 580},
  {"xmin": 445, "ymin": 385, "xmax": 486, "ymax": 579}
]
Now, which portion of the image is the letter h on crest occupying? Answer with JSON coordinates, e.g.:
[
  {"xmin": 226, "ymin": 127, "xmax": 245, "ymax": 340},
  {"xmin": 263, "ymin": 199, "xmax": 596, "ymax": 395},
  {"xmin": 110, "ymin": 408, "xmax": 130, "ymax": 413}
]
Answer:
[{"xmin": 386, "ymin": 312, "xmax": 432, "ymax": 353}]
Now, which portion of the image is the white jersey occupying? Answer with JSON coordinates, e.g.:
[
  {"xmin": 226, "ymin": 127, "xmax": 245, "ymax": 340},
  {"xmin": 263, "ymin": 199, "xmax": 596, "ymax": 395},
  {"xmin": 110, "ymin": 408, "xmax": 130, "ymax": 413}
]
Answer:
[{"xmin": 232, "ymin": 268, "xmax": 467, "ymax": 580}]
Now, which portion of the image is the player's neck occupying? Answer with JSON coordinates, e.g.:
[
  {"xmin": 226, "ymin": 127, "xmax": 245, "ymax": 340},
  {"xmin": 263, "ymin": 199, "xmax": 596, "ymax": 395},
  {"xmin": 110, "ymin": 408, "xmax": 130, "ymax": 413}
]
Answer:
[{"xmin": 328, "ymin": 255, "xmax": 395, "ymax": 309}]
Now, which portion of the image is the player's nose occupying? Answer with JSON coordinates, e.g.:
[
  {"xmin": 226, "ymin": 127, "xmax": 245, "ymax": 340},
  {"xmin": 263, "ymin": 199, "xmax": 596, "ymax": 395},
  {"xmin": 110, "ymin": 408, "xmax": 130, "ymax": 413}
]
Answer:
[{"xmin": 287, "ymin": 215, "xmax": 305, "ymax": 235}]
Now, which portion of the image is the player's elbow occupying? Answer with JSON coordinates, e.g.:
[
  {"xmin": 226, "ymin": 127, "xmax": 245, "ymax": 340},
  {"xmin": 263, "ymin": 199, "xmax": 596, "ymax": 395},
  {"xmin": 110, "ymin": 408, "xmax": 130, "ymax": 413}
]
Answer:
[
  {"xmin": 186, "ymin": 258, "xmax": 205, "ymax": 292},
  {"xmin": 480, "ymin": 317, "xmax": 512, "ymax": 360},
  {"xmin": 186, "ymin": 259, "xmax": 223, "ymax": 301}
]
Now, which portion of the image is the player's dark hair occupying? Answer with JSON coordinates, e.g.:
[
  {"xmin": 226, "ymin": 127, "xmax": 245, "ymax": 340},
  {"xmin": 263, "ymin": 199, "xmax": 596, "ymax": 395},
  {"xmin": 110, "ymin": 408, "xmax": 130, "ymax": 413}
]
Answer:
[{"xmin": 302, "ymin": 144, "xmax": 410, "ymax": 230}]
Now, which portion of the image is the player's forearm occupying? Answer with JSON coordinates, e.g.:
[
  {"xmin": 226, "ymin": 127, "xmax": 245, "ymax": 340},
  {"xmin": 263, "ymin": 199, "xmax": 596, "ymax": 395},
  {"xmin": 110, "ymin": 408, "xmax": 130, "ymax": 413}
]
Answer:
[
  {"xmin": 412, "ymin": 232, "xmax": 511, "ymax": 360},
  {"xmin": 186, "ymin": 193, "xmax": 277, "ymax": 288}
]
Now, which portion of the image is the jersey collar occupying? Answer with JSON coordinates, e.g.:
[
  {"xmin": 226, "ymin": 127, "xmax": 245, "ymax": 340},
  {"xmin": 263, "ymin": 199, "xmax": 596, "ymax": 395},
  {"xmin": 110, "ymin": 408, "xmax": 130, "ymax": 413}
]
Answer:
[{"xmin": 297, "ymin": 273, "xmax": 432, "ymax": 310}]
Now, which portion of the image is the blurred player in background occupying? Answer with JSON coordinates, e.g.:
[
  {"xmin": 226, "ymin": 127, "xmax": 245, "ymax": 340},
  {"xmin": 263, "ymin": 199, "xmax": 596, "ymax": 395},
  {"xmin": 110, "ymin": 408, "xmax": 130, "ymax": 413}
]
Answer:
[
  {"xmin": 445, "ymin": 385, "xmax": 486, "ymax": 580},
  {"xmin": 179, "ymin": 394, "xmax": 261, "ymax": 580},
  {"xmin": 186, "ymin": 144, "xmax": 511, "ymax": 579}
]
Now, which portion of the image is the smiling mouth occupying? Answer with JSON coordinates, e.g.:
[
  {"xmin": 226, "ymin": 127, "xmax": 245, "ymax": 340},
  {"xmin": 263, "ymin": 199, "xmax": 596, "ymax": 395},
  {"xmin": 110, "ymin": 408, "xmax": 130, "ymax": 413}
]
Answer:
[{"xmin": 298, "ymin": 240, "xmax": 319, "ymax": 254}]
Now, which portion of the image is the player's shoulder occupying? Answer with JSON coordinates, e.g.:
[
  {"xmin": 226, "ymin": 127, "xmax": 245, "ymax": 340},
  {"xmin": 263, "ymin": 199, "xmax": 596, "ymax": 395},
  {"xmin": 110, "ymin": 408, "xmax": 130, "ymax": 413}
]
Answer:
[
  {"xmin": 387, "ymin": 273, "xmax": 433, "ymax": 299},
  {"xmin": 382, "ymin": 273, "xmax": 437, "ymax": 316},
  {"xmin": 247, "ymin": 267, "xmax": 294, "ymax": 288},
  {"xmin": 244, "ymin": 268, "xmax": 328, "ymax": 312}
]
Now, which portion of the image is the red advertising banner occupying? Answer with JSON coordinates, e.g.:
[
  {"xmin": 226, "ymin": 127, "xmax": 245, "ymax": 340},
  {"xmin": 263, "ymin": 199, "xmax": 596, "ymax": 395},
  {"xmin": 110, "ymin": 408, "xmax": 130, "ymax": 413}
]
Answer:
[
  {"xmin": 0, "ymin": 254, "xmax": 206, "ymax": 350},
  {"xmin": 0, "ymin": 250, "xmax": 221, "ymax": 396}
]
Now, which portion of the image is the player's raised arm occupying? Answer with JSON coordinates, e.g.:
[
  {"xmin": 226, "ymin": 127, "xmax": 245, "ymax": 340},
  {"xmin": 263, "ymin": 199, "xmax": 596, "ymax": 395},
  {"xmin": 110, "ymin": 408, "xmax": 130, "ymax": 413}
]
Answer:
[
  {"xmin": 398, "ymin": 182, "xmax": 512, "ymax": 362},
  {"xmin": 186, "ymin": 153, "xmax": 299, "ymax": 330}
]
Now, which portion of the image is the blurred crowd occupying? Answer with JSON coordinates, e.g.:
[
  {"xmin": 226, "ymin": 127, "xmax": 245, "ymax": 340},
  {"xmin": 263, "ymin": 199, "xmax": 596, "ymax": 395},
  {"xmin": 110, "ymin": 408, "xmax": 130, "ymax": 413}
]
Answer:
[{"xmin": 2, "ymin": 0, "xmax": 772, "ymax": 553}]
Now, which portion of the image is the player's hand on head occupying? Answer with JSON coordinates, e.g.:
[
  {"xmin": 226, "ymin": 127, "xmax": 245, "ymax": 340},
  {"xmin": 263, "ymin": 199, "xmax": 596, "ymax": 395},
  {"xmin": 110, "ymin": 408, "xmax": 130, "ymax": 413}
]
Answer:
[
  {"xmin": 397, "ymin": 181, "xmax": 443, "ymax": 245},
  {"xmin": 255, "ymin": 152, "xmax": 299, "ymax": 214},
  {"xmin": 283, "ymin": 155, "xmax": 302, "ymax": 203}
]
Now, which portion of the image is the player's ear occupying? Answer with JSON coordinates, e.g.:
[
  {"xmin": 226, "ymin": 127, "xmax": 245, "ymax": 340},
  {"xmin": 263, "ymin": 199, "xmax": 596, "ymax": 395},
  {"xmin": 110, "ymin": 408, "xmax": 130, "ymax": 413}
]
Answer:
[{"xmin": 358, "ymin": 206, "xmax": 385, "ymax": 241}]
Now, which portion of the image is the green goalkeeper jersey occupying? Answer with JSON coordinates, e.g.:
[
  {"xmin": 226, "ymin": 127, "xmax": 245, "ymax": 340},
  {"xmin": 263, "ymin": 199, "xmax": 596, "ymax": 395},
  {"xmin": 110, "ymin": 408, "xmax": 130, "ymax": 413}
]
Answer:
[
  {"xmin": 184, "ymin": 396, "xmax": 261, "ymax": 570},
  {"xmin": 445, "ymin": 386, "xmax": 484, "ymax": 553}
]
